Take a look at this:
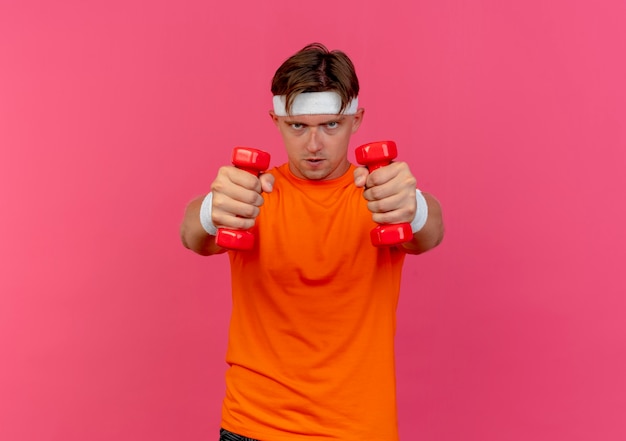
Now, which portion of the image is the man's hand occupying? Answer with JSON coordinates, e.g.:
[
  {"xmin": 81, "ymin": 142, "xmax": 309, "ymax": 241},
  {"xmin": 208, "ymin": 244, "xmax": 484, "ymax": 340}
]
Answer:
[
  {"xmin": 354, "ymin": 161, "xmax": 417, "ymax": 225},
  {"xmin": 210, "ymin": 166, "xmax": 275, "ymax": 231}
]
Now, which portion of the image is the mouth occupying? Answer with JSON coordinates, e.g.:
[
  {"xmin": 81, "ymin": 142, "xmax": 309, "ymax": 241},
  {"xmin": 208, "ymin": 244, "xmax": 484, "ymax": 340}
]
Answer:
[{"xmin": 305, "ymin": 158, "xmax": 324, "ymax": 164}]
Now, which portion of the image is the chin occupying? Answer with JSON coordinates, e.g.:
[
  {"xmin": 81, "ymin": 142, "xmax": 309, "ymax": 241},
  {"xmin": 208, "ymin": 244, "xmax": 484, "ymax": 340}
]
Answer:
[{"xmin": 303, "ymin": 172, "xmax": 327, "ymax": 181}]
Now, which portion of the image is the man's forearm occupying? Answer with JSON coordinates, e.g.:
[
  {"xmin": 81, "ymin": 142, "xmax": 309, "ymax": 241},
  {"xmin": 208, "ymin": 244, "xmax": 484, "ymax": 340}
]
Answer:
[
  {"xmin": 180, "ymin": 196, "xmax": 226, "ymax": 256},
  {"xmin": 402, "ymin": 192, "xmax": 444, "ymax": 255}
]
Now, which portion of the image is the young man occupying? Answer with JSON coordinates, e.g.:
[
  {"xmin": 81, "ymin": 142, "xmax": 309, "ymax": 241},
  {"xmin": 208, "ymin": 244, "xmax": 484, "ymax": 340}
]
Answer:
[{"xmin": 181, "ymin": 43, "xmax": 444, "ymax": 441}]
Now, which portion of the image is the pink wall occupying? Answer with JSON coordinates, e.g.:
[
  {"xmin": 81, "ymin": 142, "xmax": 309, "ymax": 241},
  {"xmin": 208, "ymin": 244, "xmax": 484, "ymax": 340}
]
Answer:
[{"xmin": 1, "ymin": 1, "xmax": 625, "ymax": 440}]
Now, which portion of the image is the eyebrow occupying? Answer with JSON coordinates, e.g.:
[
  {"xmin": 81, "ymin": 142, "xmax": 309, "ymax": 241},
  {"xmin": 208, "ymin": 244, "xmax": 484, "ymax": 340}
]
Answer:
[{"xmin": 284, "ymin": 116, "xmax": 345, "ymax": 126}]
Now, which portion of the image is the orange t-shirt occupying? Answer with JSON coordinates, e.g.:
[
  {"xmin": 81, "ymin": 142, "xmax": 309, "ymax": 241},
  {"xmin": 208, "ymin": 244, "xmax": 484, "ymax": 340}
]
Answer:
[{"xmin": 222, "ymin": 163, "xmax": 407, "ymax": 441}]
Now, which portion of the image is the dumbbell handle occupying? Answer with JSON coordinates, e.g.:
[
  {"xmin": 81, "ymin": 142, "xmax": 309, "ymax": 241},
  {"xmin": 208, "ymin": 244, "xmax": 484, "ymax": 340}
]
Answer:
[
  {"xmin": 215, "ymin": 147, "xmax": 271, "ymax": 251},
  {"xmin": 355, "ymin": 141, "xmax": 413, "ymax": 247}
]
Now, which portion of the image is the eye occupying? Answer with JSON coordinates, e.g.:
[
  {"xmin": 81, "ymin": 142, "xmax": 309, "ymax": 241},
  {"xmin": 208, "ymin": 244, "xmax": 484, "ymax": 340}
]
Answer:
[
  {"xmin": 290, "ymin": 123, "xmax": 304, "ymax": 130},
  {"xmin": 326, "ymin": 121, "xmax": 339, "ymax": 129}
]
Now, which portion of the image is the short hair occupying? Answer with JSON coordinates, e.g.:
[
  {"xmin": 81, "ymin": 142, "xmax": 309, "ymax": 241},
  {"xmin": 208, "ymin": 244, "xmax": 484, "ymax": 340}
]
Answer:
[{"xmin": 271, "ymin": 43, "xmax": 360, "ymax": 115}]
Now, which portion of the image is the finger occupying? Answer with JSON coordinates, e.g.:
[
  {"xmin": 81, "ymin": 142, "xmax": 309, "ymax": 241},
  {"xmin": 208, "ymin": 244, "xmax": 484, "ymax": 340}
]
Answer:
[
  {"xmin": 212, "ymin": 193, "xmax": 261, "ymax": 221},
  {"xmin": 366, "ymin": 190, "xmax": 416, "ymax": 214},
  {"xmin": 362, "ymin": 182, "xmax": 397, "ymax": 202},
  {"xmin": 353, "ymin": 166, "xmax": 369, "ymax": 188},
  {"xmin": 218, "ymin": 185, "xmax": 264, "ymax": 209},
  {"xmin": 364, "ymin": 169, "xmax": 417, "ymax": 202},
  {"xmin": 212, "ymin": 169, "xmax": 264, "ymax": 205},
  {"xmin": 364, "ymin": 165, "xmax": 394, "ymax": 188},
  {"xmin": 365, "ymin": 162, "xmax": 414, "ymax": 188},
  {"xmin": 370, "ymin": 208, "xmax": 415, "ymax": 226},
  {"xmin": 259, "ymin": 173, "xmax": 275, "ymax": 193},
  {"xmin": 368, "ymin": 195, "xmax": 417, "ymax": 225},
  {"xmin": 212, "ymin": 210, "xmax": 257, "ymax": 230},
  {"xmin": 227, "ymin": 167, "xmax": 264, "ymax": 193}
]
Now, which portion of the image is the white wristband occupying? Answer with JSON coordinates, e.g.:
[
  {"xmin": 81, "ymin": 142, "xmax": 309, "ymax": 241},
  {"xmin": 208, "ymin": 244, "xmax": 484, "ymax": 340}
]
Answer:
[
  {"xmin": 199, "ymin": 192, "xmax": 218, "ymax": 236},
  {"xmin": 410, "ymin": 189, "xmax": 429, "ymax": 233}
]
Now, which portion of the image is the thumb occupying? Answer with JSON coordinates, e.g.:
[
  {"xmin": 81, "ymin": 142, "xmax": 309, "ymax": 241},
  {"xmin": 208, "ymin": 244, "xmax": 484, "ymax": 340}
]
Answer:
[
  {"xmin": 260, "ymin": 173, "xmax": 275, "ymax": 193},
  {"xmin": 353, "ymin": 166, "xmax": 369, "ymax": 188}
]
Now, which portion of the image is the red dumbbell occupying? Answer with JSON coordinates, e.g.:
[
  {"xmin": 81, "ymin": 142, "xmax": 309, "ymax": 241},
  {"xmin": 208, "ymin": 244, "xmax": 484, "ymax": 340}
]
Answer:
[
  {"xmin": 355, "ymin": 140, "xmax": 413, "ymax": 247},
  {"xmin": 215, "ymin": 147, "xmax": 271, "ymax": 251}
]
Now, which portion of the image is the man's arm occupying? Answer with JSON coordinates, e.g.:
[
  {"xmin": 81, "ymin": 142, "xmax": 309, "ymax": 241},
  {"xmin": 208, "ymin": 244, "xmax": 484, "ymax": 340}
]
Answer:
[
  {"xmin": 354, "ymin": 162, "xmax": 444, "ymax": 254},
  {"xmin": 180, "ymin": 167, "xmax": 275, "ymax": 256},
  {"xmin": 401, "ymin": 191, "xmax": 444, "ymax": 255},
  {"xmin": 180, "ymin": 195, "xmax": 226, "ymax": 256}
]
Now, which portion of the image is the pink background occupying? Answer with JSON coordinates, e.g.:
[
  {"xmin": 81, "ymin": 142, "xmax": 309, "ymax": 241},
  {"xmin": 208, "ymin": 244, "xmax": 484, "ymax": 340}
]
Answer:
[{"xmin": 1, "ymin": 1, "xmax": 625, "ymax": 440}]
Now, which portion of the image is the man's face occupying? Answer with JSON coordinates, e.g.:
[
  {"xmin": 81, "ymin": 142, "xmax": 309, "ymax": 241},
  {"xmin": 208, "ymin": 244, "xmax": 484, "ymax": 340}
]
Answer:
[{"xmin": 270, "ymin": 109, "xmax": 364, "ymax": 181}]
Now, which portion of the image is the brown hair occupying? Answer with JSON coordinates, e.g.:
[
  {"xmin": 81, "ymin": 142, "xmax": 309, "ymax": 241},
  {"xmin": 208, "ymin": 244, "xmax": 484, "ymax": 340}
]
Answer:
[{"xmin": 271, "ymin": 43, "xmax": 360, "ymax": 115}]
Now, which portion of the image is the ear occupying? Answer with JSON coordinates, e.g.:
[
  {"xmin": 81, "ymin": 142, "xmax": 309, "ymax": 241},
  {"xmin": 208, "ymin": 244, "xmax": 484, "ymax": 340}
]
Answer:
[
  {"xmin": 269, "ymin": 111, "xmax": 280, "ymax": 126},
  {"xmin": 351, "ymin": 108, "xmax": 365, "ymax": 134}
]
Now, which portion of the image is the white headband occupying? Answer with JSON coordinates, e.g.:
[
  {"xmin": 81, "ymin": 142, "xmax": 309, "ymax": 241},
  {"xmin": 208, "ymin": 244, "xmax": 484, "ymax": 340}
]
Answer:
[{"xmin": 272, "ymin": 91, "xmax": 358, "ymax": 116}]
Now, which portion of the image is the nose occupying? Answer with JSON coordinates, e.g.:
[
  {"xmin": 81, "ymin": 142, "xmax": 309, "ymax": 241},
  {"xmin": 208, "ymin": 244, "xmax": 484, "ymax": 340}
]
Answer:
[{"xmin": 305, "ymin": 127, "xmax": 322, "ymax": 153}]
